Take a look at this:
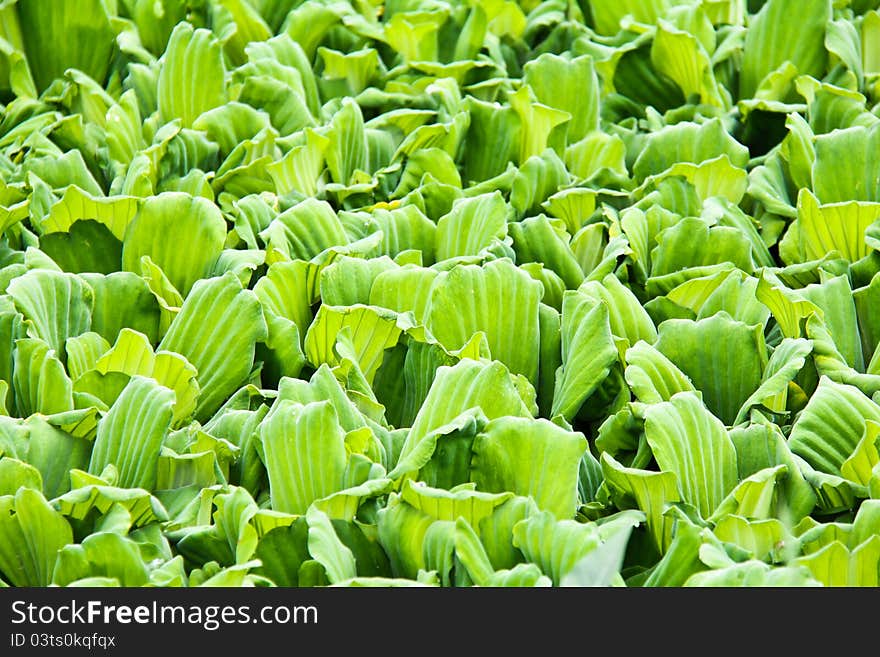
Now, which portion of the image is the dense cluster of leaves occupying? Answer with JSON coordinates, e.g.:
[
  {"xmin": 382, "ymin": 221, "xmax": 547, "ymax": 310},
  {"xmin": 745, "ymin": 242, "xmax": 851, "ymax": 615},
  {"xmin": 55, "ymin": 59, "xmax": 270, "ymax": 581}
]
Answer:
[{"xmin": 2, "ymin": 0, "xmax": 880, "ymax": 587}]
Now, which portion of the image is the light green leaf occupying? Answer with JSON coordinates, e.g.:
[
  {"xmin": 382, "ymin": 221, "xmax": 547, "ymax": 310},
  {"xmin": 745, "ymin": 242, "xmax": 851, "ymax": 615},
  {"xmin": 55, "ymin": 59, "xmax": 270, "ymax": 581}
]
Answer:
[
  {"xmin": 19, "ymin": 0, "xmax": 115, "ymax": 93},
  {"xmin": 624, "ymin": 340, "xmax": 696, "ymax": 405},
  {"xmin": 712, "ymin": 515, "xmax": 788, "ymax": 562},
  {"xmin": 471, "ymin": 417, "xmax": 587, "ymax": 519},
  {"xmin": 260, "ymin": 400, "xmax": 347, "ymax": 515},
  {"xmin": 122, "ymin": 192, "xmax": 226, "ymax": 297},
  {"xmin": 13, "ymin": 338, "xmax": 73, "ymax": 417},
  {"xmin": 739, "ymin": 0, "xmax": 830, "ymax": 100},
  {"xmin": 396, "ymin": 359, "xmax": 531, "ymax": 475},
  {"xmin": 304, "ymin": 304, "xmax": 404, "ymax": 385},
  {"xmin": 551, "ymin": 293, "xmax": 618, "ymax": 421},
  {"xmin": 260, "ymin": 198, "xmax": 348, "ymax": 262},
  {"xmin": 8, "ymin": 269, "xmax": 93, "ymax": 363},
  {"xmin": 632, "ymin": 119, "xmax": 749, "ymax": 183},
  {"xmin": 94, "ymin": 328, "xmax": 199, "ymax": 426},
  {"xmin": 509, "ymin": 214, "xmax": 584, "ymax": 289},
  {"xmin": 435, "ymin": 192, "xmax": 509, "ymax": 261},
  {"xmin": 579, "ymin": 274, "xmax": 657, "ymax": 347},
  {"xmin": 305, "ymin": 507, "xmax": 357, "ymax": 584},
  {"xmin": 789, "ymin": 377, "xmax": 880, "ymax": 477},
  {"xmin": 77, "ymin": 271, "xmax": 160, "ymax": 346},
  {"xmin": 840, "ymin": 420, "xmax": 880, "ymax": 487},
  {"xmin": 0, "ymin": 488, "xmax": 72, "ymax": 586},
  {"xmin": 655, "ymin": 314, "xmax": 767, "ymax": 426},
  {"xmin": 734, "ymin": 337, "xmax": 812, "ymax": 424},
  {"xmin": 792, "ymin": 536, "xmax": 880, "ymax": 587},
  {"xmin": 425, "ymin": 259, "xmax": 543, "ymax": 385},
  {"xmin": 780, "ymin": 189, "xmax": 880, "ymax": 265},
  {"xmin": 523, "ymin": 53, "xmax": 599, "ymax": 144},
  {"xmin": 325, "ymin": 98, "xmax": 369, "ymax": 186},
  {"xmin": 709, "ymin": 465, "xmax": 789, "ymax": 523},
  {"xmin": 40, "ymin": 186, "xmax": 140, "ymax": 242},
  {"xmin": 158, "ymin": 272, "xmax": 268, "ymax": 421},
  {"xmin": 22, "ymin": 415, "xmax": 95, "ymax": 500},
  {"xmin": 0, "ymin": 458, "xmax": 42, "ymax": 496},
  {"xmin": 644, "ymin": 392, "xmax": 738, "ymax": 519},
  {"xmin": 158, "ymin": 22, "xmax": 227, "ymax": 127},
  {"xmin": 512, "ymin": 510, "xmax": 601, "ymax": 585},
  {"xmin": 813, "ymin": 124, "xmax": 880, "ymax": 203},
  {"xmin": 88, "ymin": 376, "xmax": 174, "ymax": 491}
]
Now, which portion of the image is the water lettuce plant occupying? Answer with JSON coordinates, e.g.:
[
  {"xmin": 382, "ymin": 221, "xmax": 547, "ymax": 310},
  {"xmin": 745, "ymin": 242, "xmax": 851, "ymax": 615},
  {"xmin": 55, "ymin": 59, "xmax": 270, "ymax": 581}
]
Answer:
[{"xmin": 0, "ymin": 0, "xmax": 879, "ymax": 588}]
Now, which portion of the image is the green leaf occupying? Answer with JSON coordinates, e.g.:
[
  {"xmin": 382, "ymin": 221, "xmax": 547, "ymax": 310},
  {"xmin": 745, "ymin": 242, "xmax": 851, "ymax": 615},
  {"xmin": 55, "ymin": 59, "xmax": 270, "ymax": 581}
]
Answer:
[
  {"xmin": 789, "ymin": 377, "xmax": 880, "ymax": 477},
  {"xmin": 712, "ymin": 515, "xmax": 787, "ymax": 561},
  {"xmin": 579, "ymin": 274, "xmax": 657, "ymax": 347},
  {"xmin": 780, "ymin": 189, "xmax": 880, "ymax": 265},
  {"xmin": 425, "ymin": 259, "xmax": 543, "ymax": 386},
  {"xmin": 512, "ymin": 151, "xmax": 570, "ymax": 220},
  {"xmin": 471, "ymin": 417, "xmax": 587, "ymax": 519},
  {"xmin": 643, "ymin": 392, "xmax": 739, "ymax": 520},
  {"xmin": 651, "ymin": 19, "xmax": 727, "ymax": 109},
  {"xmin": 366, "ymin": 205, "xmax": 438, "ymax": 264},
  {"xmin": 685, "ymin": 560, "xmax": 820, "ymax": 586},
  {"xmin": 840, "ymin": 420, "xmax": 880, "ymax": 487},
  {"xmin": 253, "ymin": 518, "xmax": 310, "ymax": 586},
  {"xmin": 511, "ymin": 510, "xmax": 601, "ymax": 585},
  {"xmin": 174, "ymin": 487, "xmax": 259, "ymax": 567},
  {"xmin": 395, "ymin": 360, "xmax": 531, "ymax": 476},
  {"xmin": 260, "ymin": 400, "xmax": 347, "ymax": 515},
  {"xmin": 304, "ymin": 304, "xmax": 404, "ymax": 385},
  {"xmin": 791, "ymin": 536, "xmax": 880, "ymax": 587},
  {"xmin": 802, "ymin": 273, "xmax": 865, "ymax": 371},
  {"xmin": 8, "ymin": 269, "xmax": 93, "ymax": 363},
  {"xmin": 435, "ymin": 192, "xmax": 509, "ymax": 261},
  {"xmin": 734, "ymin": 337, "xmax": 812, "ymax": 424},
  {"xmin": 461, "ymin": 97, "xmax": 520, "ymax": 183},
  {"xmin": 305, "ymin": 507, "xmax": 358, "ymax": 584},
  {"xmin": 122, "ymin": 192, "xmax": 226, "ymax": 297},
  {"xmin": 565, "ymin": 131, "xmax": 628, "ymax": 183},
  {"xmin": 377, "ymin": 481, "xmax": 512, "ymax": 579},
  {"xmin": 813, "ymin": 124, "xmax": 880, "ymax": 203},
  {"xmin": 523, "ymin": 53, "xmax": 599, "ymax": 144},
  {"xmin": 560, "ymin": 512, "xmax": 640, "ymax": 586},
  {"xmin": 41, "ymin": 221, "xmax": 122, "ymax": 275},
  {"xmin": 22, "ymin": 415, "xmax": 94, "ymax": 499},
  {"xmin": 655, "ymin": 314, "xmax": 767, "ymax": 426},
  {"xmin": 551, "ymin": 293, "xmax": 618, "ymax": 421},
  {"xmin": 80, "ymin": 272, "xmax": 161, "ymax": 346},
  {"xmin": 0, "ymin": 458, "xmax": 42, "ymax": 496},
  {"xmin": 632, "ymin": 119, "xmax": 749, "ymax": 183},
  {"xmin": 19, "ymin": 0, "xmax": 115, "ymax": 93},
  {"xmin": 260, "ymin": 198, "xmax": 349, "ymax": 262},
  {"xmin": 0, "ymin": 488, "xmax": 72, "ymax": 586},
  {"xmin": 325, "ymin": 98, "xmax": 369, "ymax": 186},
  {"xmin": 650, "ymin": 217, "xmax": 754, "ymax": 278},
  {"xmin": 88, "ymin": 376, "xmax": 174, "ymax": 491},
  {"xmin": 589, "ymin": 0, "xmax": 668, "ymax": 35},
  {"xmin": 709, "ymin": 465, "xmax": 789, "ymax": 523},
  {"xmin": 54, "ymin": 481, "xmax": 167, "ymax": 531},
  {"xmin": 509, "ymin": 215, "xmax": 584, "ymax": 289},
  {"xmin": 53, "ymin": 532, "xmax": 150, "ymax": 587},
  {"xmin": 94, "ymin": 328, "xmax": 199, "ymax": 426},
  {"xmin": 509, "ymin": 87, "xmax": 570, "ymax": 165},
  {"xmin": 40, "ymin": 186, "xmax": 140, "ymax": 242},
  {"xmin": 267, "ymin": 128, "xmax": 328, "ymax": 198},
  {"xmin": 370, "ymin": 266, "xmax": 439, "ymax": 325},
  {"xmin": 158, "ymin": 272, "xmax": 268, "ymax": 421},
  {"xmin": 13, "ymin": 338, "xmax": 73, "ymax": 417},
  {"xmin": 739, "ymin": 0, "xmax": 830, "ymax": 100},
  {"xmin": 158, "ymin": 22, "xmax": 227, "ymax": 128}
]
